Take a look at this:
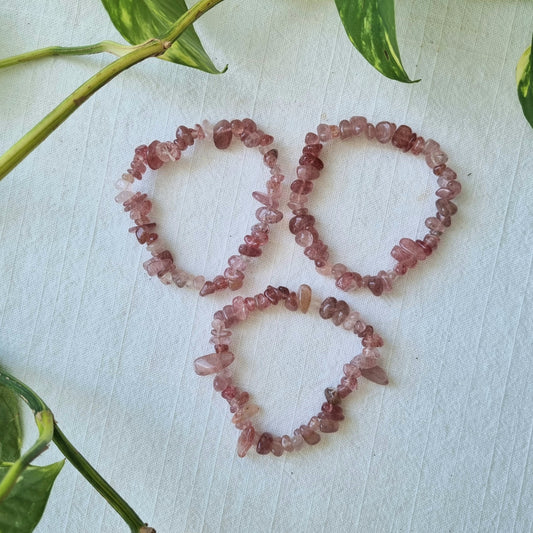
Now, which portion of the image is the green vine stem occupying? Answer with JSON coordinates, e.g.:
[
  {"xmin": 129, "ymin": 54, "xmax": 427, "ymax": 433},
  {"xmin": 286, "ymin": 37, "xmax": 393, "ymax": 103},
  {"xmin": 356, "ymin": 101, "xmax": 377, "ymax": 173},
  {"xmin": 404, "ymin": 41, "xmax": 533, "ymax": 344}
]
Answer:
[
  {"xmin": 0, "ymin": 41, "xmax": 139, "ymax": 70},
  {"xmin": 0, "ymin": 370, "xmax": 154, "ymax": 533},
  {"xmin": 0, "ymin": 0, "xmax": 224, "ymax": 182},
  {"xmin": 0, "ymin": 409, "xmax": 54, "ymax": 504}
]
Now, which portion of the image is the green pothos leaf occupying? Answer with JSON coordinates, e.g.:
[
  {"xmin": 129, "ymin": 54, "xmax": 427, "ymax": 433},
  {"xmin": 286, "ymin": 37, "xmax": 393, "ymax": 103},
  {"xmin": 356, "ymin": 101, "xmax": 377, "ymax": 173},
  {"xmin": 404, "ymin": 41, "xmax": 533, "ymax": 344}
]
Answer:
[
  {"xmin": 0, "ymin": 384, "xmax": 23, "ymax": 463},
  {"xmin": 0, "ymin": 461, "xmax": 64, "ymax": 533},
  {"xmin": 516, "ymin": 36, "xmax": 533, "ymax": 128},
  {"xmin": 334, "ymin": 0, "xmax": 417, "ymax": 83},
  {"xmin": 100, "ymin": 0, "xmax": 224, "ymax": 73}
]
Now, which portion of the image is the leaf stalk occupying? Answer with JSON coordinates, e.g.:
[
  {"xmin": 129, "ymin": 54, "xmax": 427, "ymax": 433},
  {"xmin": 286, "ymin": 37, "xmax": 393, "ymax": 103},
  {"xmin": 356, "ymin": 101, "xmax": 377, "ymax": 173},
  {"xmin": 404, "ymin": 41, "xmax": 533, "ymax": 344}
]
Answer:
[{"xmin": 0, "ymin": 0, "xmax": 225, "ymax": 182}]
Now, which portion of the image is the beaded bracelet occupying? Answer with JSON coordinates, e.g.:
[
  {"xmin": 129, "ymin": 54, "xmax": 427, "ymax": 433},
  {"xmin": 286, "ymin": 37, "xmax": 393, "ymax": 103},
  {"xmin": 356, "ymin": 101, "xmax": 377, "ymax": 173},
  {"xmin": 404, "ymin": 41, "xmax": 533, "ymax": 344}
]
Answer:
[
  {"xmin": 114, "ymin": 119, "xmax": 285, "ymax": 296},
  {"xmin": 288, "ymin": 117, "xmax": 461, "ymax": 296},
  {"xmin": 193, "ymin": 284, "xmax": 388, "ymax": 457}
]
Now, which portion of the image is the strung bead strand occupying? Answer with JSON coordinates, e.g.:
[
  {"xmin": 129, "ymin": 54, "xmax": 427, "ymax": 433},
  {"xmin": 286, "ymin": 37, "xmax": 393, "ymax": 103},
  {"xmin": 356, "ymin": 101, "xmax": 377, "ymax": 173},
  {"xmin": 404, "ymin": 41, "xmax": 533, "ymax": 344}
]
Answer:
[
  {"xmin": 288, "ymin": 117, "xmax": 461, "ymax": 296},
  {"xmin": 115, "ymin": 118, "xmax": 285, "ymax": 295},
  {"xmin": 194, "ymin": 284, "xmax": 388, "ymax": 457}
]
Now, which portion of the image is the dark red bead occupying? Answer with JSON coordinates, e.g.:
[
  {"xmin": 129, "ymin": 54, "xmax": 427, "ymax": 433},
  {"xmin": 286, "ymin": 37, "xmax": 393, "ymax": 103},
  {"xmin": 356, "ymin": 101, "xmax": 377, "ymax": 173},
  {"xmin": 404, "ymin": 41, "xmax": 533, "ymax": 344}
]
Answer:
[
  {"xmin": 299, "ymin": 154, "xmax": 324, "ymax": 170},
  {"xmin": 238, "ymin": 244, "xmax": 262, "ymax": 257}
]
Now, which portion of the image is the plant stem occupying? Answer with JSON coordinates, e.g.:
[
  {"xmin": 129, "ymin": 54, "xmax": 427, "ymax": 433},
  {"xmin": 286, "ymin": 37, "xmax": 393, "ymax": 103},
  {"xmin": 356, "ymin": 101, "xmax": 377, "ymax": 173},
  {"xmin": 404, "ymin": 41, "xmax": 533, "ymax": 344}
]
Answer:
[
  {"xmin": 0, "ymin": 410, "xmax": 54, "ymax": 504},
  {"xmin": 0, "ymin": 0, "xmax": 225, "ymax": 182},
  {"xmin": 53, "ymin": 424, "xmax": 149, "ymax": 533},
  {"xmin": 0, "ymin": 41, "xmax": 137, "ymax": 70},
  {"xmin": 0, "ymin": 370, "xmax": 153, "ymax": 532}
]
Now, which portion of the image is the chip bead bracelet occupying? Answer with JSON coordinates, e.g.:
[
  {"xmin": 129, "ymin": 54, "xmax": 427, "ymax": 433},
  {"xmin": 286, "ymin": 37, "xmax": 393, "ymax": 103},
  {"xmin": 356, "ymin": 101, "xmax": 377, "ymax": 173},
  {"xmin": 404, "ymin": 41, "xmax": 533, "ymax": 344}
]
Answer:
[
  {"xmin": 114, "ymin": 119, "xmax": 285, "ymax": 295},
  {"xmin": 193, "ymin": 284, "xmax": 389, "ymax": 457},
  {"xmin": 288, "ymin": 117, "xmax": 461, "ymax": 296}
]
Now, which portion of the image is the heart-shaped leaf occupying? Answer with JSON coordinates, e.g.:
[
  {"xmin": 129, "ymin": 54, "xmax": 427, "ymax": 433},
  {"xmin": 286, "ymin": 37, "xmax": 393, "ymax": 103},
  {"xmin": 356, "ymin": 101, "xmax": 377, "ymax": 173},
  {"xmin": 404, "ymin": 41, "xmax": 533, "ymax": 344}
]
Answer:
[
  {"xmin": 516, "ymin": 36, "xmax": 533, "ymax": 128},
  {"xmin": 100, "ymin": 0, "xmax": 224, "ymax": 73},
  {"xmin": 334, "ymin": 0, "xmax": 417, "ymax": 83},
  {"xmin": 0, "ymin": 461, "xmax": 64, "ymax": 533},
  {"xmin": 0, "ymin": 384, "xmax": 23, "ymax": 463}
]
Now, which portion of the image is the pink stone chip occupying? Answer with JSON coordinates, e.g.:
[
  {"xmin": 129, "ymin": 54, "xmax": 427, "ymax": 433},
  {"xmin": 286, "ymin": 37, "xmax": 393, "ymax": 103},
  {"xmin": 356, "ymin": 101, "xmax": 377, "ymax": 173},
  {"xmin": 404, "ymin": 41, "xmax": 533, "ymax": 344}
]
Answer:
[
  {"xmin": 237, "ymin": 426, "xmax": 255, "ymax": 458},
  {"xmin": 193, "ymin": 352, "xmax": 234, "ymax": 376},
  {"xmin": 213, "ymin": 119, "xmax": 232, "ymax": 150},
  {"xmin": 360, "ymin": 366, "xmax": 389, "ymax": 385}
]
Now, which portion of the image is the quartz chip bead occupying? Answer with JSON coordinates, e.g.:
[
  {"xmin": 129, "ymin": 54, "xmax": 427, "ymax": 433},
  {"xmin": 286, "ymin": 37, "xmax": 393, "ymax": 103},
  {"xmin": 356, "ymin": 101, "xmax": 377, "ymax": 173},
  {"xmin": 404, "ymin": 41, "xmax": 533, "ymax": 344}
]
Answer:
[
  {"xmin": 375, "ymin": 121, "xmax": 396, "ymax": 143},
  {"xmin": 360, "ymin": 366, "xmax": 389, "ymax": 385},
  {"xmin": 194, "ymin": 351, "xmax": 234, "ymax": 376},
  {"xmin": 350, "ymin": 116, "xmax": 367, "ymax": 135},
  {"xmin": 391, "ymin": 125, "xmax": 417, "ymax": 152},
  {"xmin": 213, "ymin": 119, "xmax": 233, "ymax": 150},
  {"xmin": 298, "ymin": 284, "xmax": 312, "ymax": 313},
  {"xmin": 256, "ymin": 432, "xmax": 274, "ymax": 455},
  {"xmin": 424, "ymin": 139, "xmax": 448, "ymax": 169},
  {"xmin": 300, "ymin": 425, "xmax": 321, "ymax": 445},
  {"xmin": 237, "ymin": 426, "xmax": 255, "ymax": 458}
]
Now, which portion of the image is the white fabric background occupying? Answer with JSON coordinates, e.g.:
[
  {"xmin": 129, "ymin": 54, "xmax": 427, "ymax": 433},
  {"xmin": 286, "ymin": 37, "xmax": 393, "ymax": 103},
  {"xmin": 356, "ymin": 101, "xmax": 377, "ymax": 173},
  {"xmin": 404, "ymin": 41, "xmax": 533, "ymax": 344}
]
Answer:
[{"xmin": 1, "ymin": 1, "xmax": 532, "ymax": 532}]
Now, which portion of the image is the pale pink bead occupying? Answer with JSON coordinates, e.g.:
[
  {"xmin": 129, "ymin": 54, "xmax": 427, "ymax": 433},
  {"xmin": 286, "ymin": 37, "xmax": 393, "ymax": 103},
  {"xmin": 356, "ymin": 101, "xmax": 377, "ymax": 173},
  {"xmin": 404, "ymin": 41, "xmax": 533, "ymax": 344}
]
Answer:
[
  {"xmin": 228, "ymin": 255, "xmax": 248, "ymax": 271},
  {"xmin": 317, "ymin": 123, "xmax": 332, "ymax": 142},
  {"xmin": 281, "ymin": 435, "xmax": 294, "ymax": 452},
  {"xmin": 440, "ymin": 167, "xmax": 457, "ymax": 181},
  {"xmin": 360, "ymin": 366, "xmax": 389, "ymax": 385},
  {"xmin": 436, "ymin": 181, "xmax": 461, "ymax": 200},
  {"xmin": 121, "ymin": 172, "xmax": 134, "ymax": 183},
  {"xmin": 252, "ymin": 191, "xmax": 278, "ymax": 208},
  {"xmin": 159, "ymin": 271, "xmax": 173, "ymax": 285},
  {"xmin": 115, "ymin": 190, "xmax": 134, "ymax": 203},
  {"xmin": 271, "ymin": 437, "xmax": 284, "ymax": 457},
  {"xmin": 146, "ymin": 241, "xmax": 164, "ymax": 255},
  {"xmin": 342, "ymin": 311, "xmax": 360, "ymax": 330},
  {"xmin": 343, "ymin": 362, "xmax": 361, "ymax": 377},
  {"xmin": 350, "ymin": 116, "xmax": 367, "ymax": 135},
  {"xmin": 209, "ymin": 332, "xmax": 231, "ymax": 345},
  {"xmin": 295, "ymin": 230, "xmax": 314, "ymax": 247},
  {"xmin": 114, "ymin": 177, "xmax": 131, "ymax": 190},
  {"xmin": 266, "ymin": 179, "xmax": 282, "ymax": 195},
  {"xmin": 300, "ymin": 425, "xmax": 321, "ymax": 445},
  {"xmin": 213, "ymin": 370, "xmax": 232, "ymax": 392},
  {"xmin": 237, "ymin": 426, "xmax": 255, "ymax": 458},
  {"xmin": 425, "ymin": 217, "xmax": 445, "ymax": 233},
  {"xmin": 354, "ymin": 320, "xmax": 367, "ymax": 334},
  {"xmin": 171, "ymin": 269, "xmax": 190, "ymax": 288},
  {"xmin": 232, "ymin": 296, "xmax": 248, "ymax": 321},
  {"xmin": 362, "ymin": 347, "xmax": 381, "ymax": 362},
  {"xmin": 232, "ymin": 404, "xmax": 259, "ymax": 427},
  {"xmin": 352, "ymin": 350, "xmax": 379, "ymax": 369},
  {"xmin": 424, "ymin": 139, "xmax": 448, "ymax": 168},
  {"xmin": 256, "ymin": 207, "xmax": 283, "ymax": 224},
  {"xmin": 410, "ymin": 136, "xmax": 425, "ymax": 155},
  {"xmin": 193, "ymin": 275, "xmax": 206, "ymax": 290},
  {"xmin": 155, "ymin": 141, "xmax": 180, "ymax": 162},
  {"xmin": 201, "ymin": 120, "xmax": 213, "ymax": 138},
  {"xmin": 331, "ymin": 263, "xmax": 347, "ymax": 280},
  {"xmin": 336, "ymin": 271, "xmax": 363, "ymax": 291},
  {"xmin": 291, "ymin": 430, "xmax": 304, "ymax": 450},
  {"xmin": 316, "ymin": 262, "xmax": 333, "ymax": 276},
  {"xmin": 375, "ymin": 121, "xmax": 396, "ymax": 143},
  {"xmin": 378, "ymin": 270, "xmax": 396, "ymax": 292},
  {"xmin": 211, "ymin": 318, "xmax": 225, "ymax": 331},
  {"xmin": 296, "ymin": 165, "xmax": 320, "ymax": 181},
  {"xmin": 194, "ymin": 352, "xmax": 234, "ymax": 376}
]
